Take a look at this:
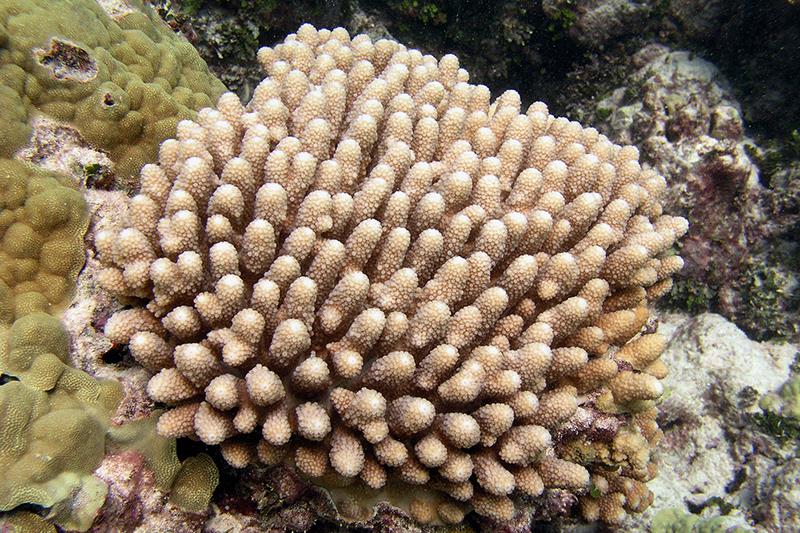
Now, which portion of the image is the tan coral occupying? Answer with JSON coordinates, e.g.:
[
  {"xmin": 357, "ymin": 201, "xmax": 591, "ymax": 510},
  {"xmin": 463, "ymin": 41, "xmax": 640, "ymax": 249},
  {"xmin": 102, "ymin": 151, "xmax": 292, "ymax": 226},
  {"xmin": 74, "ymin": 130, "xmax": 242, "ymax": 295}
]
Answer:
[{"xmin": 94, "ymin": 23, "xmax": 686, "ymax": 526}]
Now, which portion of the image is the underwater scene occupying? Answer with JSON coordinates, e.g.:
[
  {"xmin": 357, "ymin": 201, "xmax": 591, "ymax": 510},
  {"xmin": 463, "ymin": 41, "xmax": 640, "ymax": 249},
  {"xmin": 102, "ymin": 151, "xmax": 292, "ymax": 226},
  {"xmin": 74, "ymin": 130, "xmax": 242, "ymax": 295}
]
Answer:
[{"xmin": 0, "ymin": 1, "xmax": 798, "ymax": 532}]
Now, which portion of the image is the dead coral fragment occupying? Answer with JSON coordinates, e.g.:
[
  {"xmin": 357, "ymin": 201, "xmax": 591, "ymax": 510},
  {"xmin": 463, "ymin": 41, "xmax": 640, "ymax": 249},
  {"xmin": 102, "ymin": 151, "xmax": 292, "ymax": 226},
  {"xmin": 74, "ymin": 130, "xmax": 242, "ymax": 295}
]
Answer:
[
  {"xmin": 35, "ymin": 38, "xmax": 98, "ymax": 82},
  {"xmin": 96, "ymin": 23, "xmax": 686, "ymax": 525}
]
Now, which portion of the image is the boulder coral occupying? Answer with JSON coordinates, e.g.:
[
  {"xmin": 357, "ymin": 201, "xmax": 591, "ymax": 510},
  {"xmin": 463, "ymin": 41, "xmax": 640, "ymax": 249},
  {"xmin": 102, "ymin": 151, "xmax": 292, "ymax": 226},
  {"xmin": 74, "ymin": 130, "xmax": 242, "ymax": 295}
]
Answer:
[
  {"xmin": 0, "ymin": 159, "xmax": 88, "ymax": 325},
  {"xmin": 96, "ymin": 24, "xmax": 687, "ymax": 525},
  {"xmin": 0, "ymin": 311, "xmax": 122, "ymax": 532},
  {"xmin": 0, "ymin": 1, "xmax": 233, "ymax": 529},
  {"xmin": 0, "ymin": 0, "xmax": 226, "ymax": 187},
  {"xmin": 0, "ymin": 381, "xmax": 115, "ymax": 531},
  {"xmin": 0, "ymin": 311, "xmax": 220, "ymax": 531}
]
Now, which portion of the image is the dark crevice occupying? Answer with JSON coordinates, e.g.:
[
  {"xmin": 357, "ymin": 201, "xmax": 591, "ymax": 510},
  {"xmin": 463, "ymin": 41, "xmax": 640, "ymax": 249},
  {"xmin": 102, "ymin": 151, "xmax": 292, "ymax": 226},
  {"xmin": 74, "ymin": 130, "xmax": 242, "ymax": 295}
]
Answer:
[{"xmin": 101, "ymin": 343, "xmax": 129, "ymax": 365}]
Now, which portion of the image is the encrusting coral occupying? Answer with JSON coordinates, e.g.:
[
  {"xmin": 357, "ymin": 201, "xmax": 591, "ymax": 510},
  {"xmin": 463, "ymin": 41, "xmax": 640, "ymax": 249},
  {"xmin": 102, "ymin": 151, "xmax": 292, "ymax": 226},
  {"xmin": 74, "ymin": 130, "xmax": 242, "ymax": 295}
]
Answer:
[{"xmin": 95, "ymin": 23, "xmax": 687, "ymax": 525}]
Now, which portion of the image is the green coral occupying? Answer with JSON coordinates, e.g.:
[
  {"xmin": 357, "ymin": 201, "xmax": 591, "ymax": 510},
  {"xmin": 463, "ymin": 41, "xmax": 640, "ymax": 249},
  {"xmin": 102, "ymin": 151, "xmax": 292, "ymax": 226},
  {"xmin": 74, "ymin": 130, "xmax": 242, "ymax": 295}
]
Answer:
[
  {"xmin": 0, "ymin": 380, "xmax": 117, "ymax": 531},
  {"xmin": 651, "ymin": 508, "xmax": 749, "ymax": 533},
  {"xmin": 0, "ymin": 160, "xmax": 88, "ymax": 326},
  {"xmin": 0, "ymin": 0, "xmax": 225, "ymax": 188},
  {"xmin": 0, "ymin": 312, "xmax": 219, "ymax": 530},
  {"xmin": 0, "ymin": 85, "xmax": 31, "ymax": 153},
  {"xmin": 168, "ymin": 453, "xmax": 220, "ymax": 513},
  {"xmin": 0, "ymin": 312, "xmax": 109, "ymax": 397}
]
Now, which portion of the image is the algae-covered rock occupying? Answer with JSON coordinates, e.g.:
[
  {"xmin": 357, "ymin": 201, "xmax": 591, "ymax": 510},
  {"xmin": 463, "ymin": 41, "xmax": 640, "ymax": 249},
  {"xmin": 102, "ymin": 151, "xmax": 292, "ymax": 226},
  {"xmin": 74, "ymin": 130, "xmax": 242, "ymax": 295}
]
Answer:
[
  {"xmin": 92, "ymin": 450, "xmax": 209, "ymax": 532},
  {"xmin": 591, "ymin": 43, "xmax": 799, "ymax": 341},
  {"xmin": 651, "ymin": 508, "xmax": 749, "ymax": 533},
  {"xmin": 0, "ymin": 159, "xmax": 88, "ymax": 324},
  {"xmin": 622, "ymin": 313, "xmax": 797, "ymax": 532},
  {"xmin": 0, "ymin": 0, "xmax": 226, "ymax": 188}
]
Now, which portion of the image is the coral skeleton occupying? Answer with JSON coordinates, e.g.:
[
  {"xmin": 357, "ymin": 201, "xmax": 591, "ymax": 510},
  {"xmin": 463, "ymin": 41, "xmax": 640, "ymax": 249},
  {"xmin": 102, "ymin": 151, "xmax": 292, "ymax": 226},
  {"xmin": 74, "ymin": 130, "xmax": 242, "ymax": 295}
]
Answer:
[{"xmin": 96, "ymin": 23, "xmax": 687, "ymax": 525}]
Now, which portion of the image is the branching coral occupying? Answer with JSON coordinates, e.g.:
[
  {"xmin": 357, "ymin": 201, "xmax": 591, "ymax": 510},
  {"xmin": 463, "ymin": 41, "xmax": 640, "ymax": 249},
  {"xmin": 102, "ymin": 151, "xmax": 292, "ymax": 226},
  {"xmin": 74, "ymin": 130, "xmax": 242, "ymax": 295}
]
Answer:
[{"xmin": 95, "ymin": 23, "xmax": 687, "ymax": 525}]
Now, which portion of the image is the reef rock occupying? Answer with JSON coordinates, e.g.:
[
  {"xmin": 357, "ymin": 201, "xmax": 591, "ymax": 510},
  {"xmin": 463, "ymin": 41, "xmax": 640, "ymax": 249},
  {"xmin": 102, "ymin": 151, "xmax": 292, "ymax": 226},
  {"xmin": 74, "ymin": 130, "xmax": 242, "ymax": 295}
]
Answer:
[
  {"xmin": 595, "ymin": 44, "xmax": 799, "ymax": 340},
  {"xmin": 628, "ymin": 312, "xmax": 798, "ymax": 531}
]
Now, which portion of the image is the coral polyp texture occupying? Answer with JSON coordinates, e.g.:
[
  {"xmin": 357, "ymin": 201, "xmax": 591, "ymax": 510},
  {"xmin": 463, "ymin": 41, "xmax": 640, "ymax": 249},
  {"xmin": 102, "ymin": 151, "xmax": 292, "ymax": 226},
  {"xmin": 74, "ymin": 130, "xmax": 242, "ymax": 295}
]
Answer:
[
  {"xmin": 96, "ymin": 23, "xmax": 687, "ymax": 526},
  {"xmin": 0, "ymin": 159, "xmax": 88, "ymax": 325},
  {"xmin": 0, "ymin": 0, "xmax": 225, "ymax": 186},
  {"xmin": 0, "ymin": 311, "xmax": 220, "ymax": 531}
]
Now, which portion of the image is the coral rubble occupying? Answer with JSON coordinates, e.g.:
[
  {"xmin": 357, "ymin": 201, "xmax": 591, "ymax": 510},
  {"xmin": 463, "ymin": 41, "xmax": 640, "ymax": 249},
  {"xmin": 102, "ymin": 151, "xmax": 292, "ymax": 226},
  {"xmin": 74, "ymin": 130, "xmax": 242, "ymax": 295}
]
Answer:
[{"xmin": 95, "ymin": 23, "xmax": 687, "ymax": 525}]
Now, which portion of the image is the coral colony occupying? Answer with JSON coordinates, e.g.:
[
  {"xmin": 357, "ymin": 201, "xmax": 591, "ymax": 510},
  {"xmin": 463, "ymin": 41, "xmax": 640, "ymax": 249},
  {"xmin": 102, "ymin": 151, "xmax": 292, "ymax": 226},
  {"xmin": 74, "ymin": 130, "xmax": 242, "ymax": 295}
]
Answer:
[
  {"xmin": 96, "ymin": 23, "xmax": 687, "ymax": 526},
  {"xmin": 1, "ymin": 3, "xmax": 228, "ymax": 529}
]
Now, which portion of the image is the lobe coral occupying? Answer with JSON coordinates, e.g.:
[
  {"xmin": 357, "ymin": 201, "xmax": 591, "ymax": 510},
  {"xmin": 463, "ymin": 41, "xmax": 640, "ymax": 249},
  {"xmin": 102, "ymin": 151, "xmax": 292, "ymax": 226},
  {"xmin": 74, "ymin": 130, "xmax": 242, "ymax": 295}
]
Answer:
[{"xmin": 94, "ymin": 23, "xmax": 687, "ymax": 525}]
